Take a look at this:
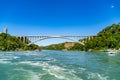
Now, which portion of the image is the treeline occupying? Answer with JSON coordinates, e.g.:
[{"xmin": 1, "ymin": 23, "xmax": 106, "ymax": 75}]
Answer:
[
  {"xmin": 43, "ymin": 43, "xmax": 65, "ymax": 50},
  {"xmin": 44, "ymin": 23, "xmax": 120, "ymax": 51},
  {"xmin": 0, "ymin": 33, "xmax": 41, "ymax": 51}
]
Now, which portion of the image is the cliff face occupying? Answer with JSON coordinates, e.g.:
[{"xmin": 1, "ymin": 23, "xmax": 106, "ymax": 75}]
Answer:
[{"xmin": 64, "ymin": 43, "xmax": 75, "ymax": 49}]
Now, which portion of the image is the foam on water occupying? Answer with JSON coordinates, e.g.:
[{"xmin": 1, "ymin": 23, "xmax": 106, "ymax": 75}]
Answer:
[
  {"xmin": 19, "ymin": 61, "xmax": 83, "ymax": 80},
  {"xmin": 0, "ymin": 59, "xmax": 11, "ymax": 63},
  {"xmin": 87, "ymin": 72, "xmax": 109, "ymax": 80},
  {"xmin": 13, "ymin": 68, "xmax": 41, "ymax": 80},
  {"xmin": 24, "ymin": 70, "xmax": 40, "ymax": 80},
  {"xmin": 0, "ymin": 55, "xmax": 20, "ymax": 64},
  {"xmin": 13, "ymin": 56, "xmax": 20, "ymax": 59}
]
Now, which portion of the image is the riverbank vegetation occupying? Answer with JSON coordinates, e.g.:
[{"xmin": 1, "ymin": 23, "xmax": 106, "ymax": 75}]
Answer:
[
  {"xmin": 0, "ymin": 33, "xmax": 41, "ymax": 51},
  {"xmin": 44, "ymin": 23, "xmax": 120, "ymax": 51}
]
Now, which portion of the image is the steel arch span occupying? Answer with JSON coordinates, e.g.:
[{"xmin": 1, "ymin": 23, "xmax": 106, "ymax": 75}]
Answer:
[{"xmin": 25, "ymin": 36, "xmax": 88, "ymax": 45}]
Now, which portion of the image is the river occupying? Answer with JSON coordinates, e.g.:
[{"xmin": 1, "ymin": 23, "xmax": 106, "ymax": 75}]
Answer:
[{"xmin": 0, "ymin": 50, "xmax": 120, "ymax": 80}]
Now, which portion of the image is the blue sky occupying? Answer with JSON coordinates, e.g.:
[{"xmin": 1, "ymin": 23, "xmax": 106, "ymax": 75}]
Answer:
[{"xmin": 0, "ymin": 0, "xmax": 120, "ymax": 46}]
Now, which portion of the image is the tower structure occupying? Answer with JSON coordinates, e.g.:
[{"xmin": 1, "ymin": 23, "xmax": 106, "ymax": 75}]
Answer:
[{"xmin": 4, "ymin": 28, "xmax": 8, "ymax": 34}]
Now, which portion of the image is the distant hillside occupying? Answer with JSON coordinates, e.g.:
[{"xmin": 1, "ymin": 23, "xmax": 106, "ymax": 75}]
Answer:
[
  {"xmin": 0, "ymin": 33, "xmax": 41, "ymax": 51},
  {"xmin": 44, "ymin": 23, "xmax": 120, "ymax": 51},
  {"xmin": 44, "ymin": 42, "xmax": 83, "ymax": 51},
  {"xmin": 44, "ymin": 43, "xmax": 65, "ymax": 50}
]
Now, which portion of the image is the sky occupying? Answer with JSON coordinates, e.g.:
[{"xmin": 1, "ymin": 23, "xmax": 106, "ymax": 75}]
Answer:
[{"xmin": 0, "ymin": 0, "xmax": 120, "ymax": 46}]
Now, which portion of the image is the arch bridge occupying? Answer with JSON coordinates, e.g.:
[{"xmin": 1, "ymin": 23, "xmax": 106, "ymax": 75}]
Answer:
[{"xmin": 16, "ymin": 35, "xmax": 94, "ymax": 45}]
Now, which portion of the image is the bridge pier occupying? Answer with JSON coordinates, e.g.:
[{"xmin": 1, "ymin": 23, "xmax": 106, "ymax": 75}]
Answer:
[
  {"xmin": 16, "ymin": 36, "xmax": 27, "ymax": 44},
  {"xmin": 23, "ymin": 36, "xmax": 27, "ymax": 43},
  {"xmin": 88, "ymin": 36, "xmax": 94, "ymax": 40}
]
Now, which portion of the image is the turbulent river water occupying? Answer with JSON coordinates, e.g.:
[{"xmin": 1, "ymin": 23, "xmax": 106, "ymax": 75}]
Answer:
[{"xmin": 0, "ymin": 50, "xmax": 120, "ymax": 80}]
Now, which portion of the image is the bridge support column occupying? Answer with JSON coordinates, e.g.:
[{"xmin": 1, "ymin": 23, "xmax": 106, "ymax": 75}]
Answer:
[
  {"xmin": 88, "ymin": 36, "xmax": 94, "ymax": 41},
  {"xmin": 16, "ymin": 36, "xmax": 27, "ymax": 44},
  {"xmin": 23, "ymin": 36, "xmax": 26, "ymax": 43}
]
